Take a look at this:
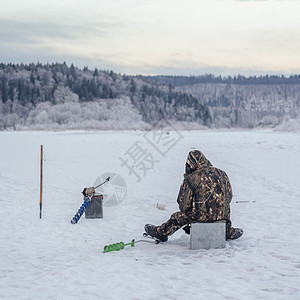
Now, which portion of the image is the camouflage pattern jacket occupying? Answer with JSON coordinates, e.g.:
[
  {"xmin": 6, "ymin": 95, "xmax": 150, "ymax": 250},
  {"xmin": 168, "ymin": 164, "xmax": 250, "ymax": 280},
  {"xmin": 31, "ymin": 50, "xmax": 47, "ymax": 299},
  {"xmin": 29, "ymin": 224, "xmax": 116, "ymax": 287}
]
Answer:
[{"xmin": 177, "ymin": 150, "xmax": 232, "ymax": 222}]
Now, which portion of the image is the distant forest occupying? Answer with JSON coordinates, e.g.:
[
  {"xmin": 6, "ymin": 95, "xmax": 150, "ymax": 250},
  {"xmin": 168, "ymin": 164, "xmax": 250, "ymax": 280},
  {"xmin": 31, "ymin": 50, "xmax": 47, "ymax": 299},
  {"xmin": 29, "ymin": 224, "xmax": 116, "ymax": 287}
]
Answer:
[
  {"xmin": 0, "ymin": 62, "xmax": 210, "ymax": 130},
  {"xmin": 143, "ymin": 74, "xmax": 300, "ymax": 86},
  {"xmin": 0, "ymin": 62, "xmax": 300, "ymax": 130}
]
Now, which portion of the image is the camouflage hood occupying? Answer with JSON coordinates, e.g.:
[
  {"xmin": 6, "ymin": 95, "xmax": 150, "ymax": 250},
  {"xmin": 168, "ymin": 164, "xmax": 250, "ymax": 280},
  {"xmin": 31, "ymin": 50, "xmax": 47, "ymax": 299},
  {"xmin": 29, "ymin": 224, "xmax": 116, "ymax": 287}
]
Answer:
[{"xmin": 185, "ymin": 150, "xmax": 212, "ymax": 175}]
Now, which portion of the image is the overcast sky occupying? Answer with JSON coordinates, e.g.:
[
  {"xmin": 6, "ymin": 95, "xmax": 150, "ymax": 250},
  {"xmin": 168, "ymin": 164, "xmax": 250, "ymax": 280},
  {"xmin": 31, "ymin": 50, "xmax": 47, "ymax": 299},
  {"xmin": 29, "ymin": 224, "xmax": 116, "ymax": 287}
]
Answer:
[{"xmin": 1, "ymin": 0, "xmax": 300, "ymax": 76}]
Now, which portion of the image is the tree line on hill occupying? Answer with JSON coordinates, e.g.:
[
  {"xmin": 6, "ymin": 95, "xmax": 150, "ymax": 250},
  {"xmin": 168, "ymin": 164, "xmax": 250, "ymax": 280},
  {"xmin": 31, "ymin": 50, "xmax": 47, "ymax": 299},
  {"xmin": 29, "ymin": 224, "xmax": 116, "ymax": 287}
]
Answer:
[{"xmin": 0, "ymin": 62, "xmax": 299, "ymax": 130}]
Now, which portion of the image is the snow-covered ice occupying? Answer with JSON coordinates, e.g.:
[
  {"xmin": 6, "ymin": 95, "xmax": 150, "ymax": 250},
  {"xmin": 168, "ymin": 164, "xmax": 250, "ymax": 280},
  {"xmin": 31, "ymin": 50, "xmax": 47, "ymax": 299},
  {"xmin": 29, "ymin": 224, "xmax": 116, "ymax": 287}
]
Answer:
[{"xmin": 0, "ymin": 130, "xmax": 300, "ymax": 300}]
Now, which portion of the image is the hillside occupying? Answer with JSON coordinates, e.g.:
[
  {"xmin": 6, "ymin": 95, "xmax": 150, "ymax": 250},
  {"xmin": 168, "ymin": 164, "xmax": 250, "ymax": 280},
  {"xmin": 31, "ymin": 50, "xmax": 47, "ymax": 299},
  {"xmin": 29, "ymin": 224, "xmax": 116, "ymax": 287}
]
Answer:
[
  {"xmin": 1, "ymin": 64, "xmax": 300, "ymax": 130},
  {"xmin": 0, "ymin": 63, "xmax": 210, "ymax": 130},
  {"xmin": 144, "ymin": 75, "xmax": 300, "ymax": 129}
]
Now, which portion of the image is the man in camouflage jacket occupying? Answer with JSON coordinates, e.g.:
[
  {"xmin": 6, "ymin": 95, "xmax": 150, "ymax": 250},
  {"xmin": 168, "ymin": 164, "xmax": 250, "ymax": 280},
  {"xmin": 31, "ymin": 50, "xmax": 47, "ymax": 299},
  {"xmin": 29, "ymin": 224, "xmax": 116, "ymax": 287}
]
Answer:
[{"xmin": 145, "ymin": 150, "xmax": 243, "ymax": 242}]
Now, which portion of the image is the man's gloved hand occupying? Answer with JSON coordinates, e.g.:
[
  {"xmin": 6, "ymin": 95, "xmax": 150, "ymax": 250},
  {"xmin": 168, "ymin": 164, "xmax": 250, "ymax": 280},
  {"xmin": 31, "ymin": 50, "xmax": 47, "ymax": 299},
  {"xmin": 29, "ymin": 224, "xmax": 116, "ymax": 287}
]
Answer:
[
  {"xmin": 182, "ymin": 224, "xmax": 191, "ymax": 235},
  {"xmin": 82, "ymin": 186, "xmax": 95, "ymax": 197}
]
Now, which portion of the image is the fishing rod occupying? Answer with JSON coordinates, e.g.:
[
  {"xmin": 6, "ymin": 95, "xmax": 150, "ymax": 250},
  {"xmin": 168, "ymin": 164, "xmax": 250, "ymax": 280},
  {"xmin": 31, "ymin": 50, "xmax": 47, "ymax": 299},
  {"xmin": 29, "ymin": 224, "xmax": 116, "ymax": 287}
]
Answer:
[{"xmin": 81, "ymin": 176, "xmax": 110, "ymax": 197}]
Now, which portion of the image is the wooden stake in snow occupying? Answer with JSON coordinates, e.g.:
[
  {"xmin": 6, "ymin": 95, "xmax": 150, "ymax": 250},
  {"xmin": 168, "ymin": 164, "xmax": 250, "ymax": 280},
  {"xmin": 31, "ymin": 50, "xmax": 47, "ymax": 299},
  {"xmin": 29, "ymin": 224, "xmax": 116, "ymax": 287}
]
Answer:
[{"xmin": 40, "ymin": 145, "xmax": 43, "ymax": 219}]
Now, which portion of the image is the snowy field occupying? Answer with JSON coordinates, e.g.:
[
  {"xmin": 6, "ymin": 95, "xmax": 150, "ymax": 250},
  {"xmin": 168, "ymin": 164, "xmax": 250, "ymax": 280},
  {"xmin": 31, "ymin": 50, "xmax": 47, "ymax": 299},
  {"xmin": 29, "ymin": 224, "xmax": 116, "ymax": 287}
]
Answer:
[{"xmin": 0, "ymin": 129, "xmax": 300, "ymax": 300}]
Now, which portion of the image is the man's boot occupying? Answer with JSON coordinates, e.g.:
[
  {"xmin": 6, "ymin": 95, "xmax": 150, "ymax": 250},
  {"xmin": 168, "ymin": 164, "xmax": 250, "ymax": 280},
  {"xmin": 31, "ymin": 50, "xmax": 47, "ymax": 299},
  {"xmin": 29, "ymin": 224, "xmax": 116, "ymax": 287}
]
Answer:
[
  {"xmin": 144, "ymin": 224, "xmax": 168, "ymax": 242},
  {"xmin": 226, "ymin": 227, "xmax": 243, "ymax": 240}
]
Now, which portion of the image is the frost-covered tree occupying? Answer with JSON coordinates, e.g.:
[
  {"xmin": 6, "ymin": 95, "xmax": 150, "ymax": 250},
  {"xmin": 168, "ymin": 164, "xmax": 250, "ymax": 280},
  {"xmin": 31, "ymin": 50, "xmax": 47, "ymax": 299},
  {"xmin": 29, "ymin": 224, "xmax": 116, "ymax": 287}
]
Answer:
[{"xmin": 54, "ymin": 86, "xmax": 79, "ymax": 104}]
